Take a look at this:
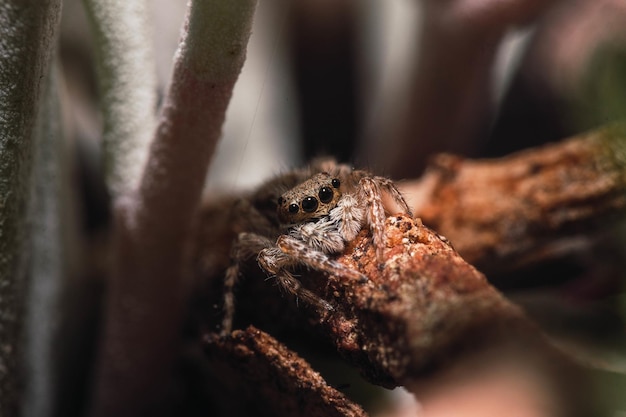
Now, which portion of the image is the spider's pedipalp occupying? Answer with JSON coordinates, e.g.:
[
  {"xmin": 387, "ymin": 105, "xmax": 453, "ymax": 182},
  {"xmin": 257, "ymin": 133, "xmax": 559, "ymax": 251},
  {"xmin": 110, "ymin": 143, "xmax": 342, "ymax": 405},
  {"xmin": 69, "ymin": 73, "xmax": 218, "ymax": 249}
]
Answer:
[
  {"xmin": 289, "ymin": 218, "xmax": 345, "ymax": 254},
  {"xmin": 329, "ymin": 194, "xmax": 364, "ymax": 242}
]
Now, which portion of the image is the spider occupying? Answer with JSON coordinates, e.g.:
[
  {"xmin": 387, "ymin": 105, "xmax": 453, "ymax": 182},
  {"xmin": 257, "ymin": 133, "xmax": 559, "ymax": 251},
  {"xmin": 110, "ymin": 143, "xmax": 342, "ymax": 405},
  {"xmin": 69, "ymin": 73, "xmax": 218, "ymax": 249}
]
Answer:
[{"xmin": 220, "ymin": 160, "xmax": 412, "ymax": 335}]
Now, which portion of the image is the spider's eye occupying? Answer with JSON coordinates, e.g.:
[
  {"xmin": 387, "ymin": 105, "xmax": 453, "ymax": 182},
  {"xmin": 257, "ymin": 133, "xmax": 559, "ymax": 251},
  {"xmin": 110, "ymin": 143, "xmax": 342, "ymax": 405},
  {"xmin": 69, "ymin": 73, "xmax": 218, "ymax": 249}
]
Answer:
[
  {"xmin": 288, "ymin": 203, "xmax": 299, "ymax": 213},
  {"xmin": 278, "ymin": 196, "xmax": 284, "ymax": 205},
  {"xmin": 331, "ymin": 178, "xmax": 340, "ymax": 188},
  {"xmin": 318, "ymin": 186, "xmax": 334, "ymax": 204},
  {"xmin": 301, "ymin": 196, "xmax": 318, "ymax": 213}
]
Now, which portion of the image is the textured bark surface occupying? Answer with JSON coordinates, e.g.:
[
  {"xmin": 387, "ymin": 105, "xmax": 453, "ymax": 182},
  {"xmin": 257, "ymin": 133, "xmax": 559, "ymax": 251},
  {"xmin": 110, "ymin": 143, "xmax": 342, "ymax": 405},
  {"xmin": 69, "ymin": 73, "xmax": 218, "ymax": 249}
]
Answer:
[
  {"xmin": 191, "ymin": 127, "xmax": 626, "ymax": 415},
  {"xmin": 301, "ymin": 216, "xmax": 537, "ymax": 387},
  {"xmin": 413, "ymin": 126, "xmax": 626, "ymax": 276},
  {"xmin": 204, "ymin": 327, "xmax": 368, "ymax": 417}
]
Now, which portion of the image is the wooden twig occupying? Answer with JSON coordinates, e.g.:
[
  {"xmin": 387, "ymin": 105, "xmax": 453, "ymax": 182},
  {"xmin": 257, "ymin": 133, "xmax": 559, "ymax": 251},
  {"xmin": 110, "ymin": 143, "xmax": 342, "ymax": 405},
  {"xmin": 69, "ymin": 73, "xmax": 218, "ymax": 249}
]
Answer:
[
  {"xmin": 301, "ymin": 215, "xmax": 537, "ymax": 386},
  {"xmin": 204, "ymin": 327, "xmax": 367, "ymax": 417},
  {"xmin": 193, "ymin": 129, "xmax": 625, "ymax": 414},
  {"xmin": 411, "ymin": 125, "xmax": 626, "ymax": 276}
]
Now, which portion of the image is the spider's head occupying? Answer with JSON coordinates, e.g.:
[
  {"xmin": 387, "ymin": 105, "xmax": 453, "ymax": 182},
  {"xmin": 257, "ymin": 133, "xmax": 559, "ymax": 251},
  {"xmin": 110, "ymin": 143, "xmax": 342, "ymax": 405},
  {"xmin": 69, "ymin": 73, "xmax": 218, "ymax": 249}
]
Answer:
[{"xmin": 277, "ymin": 172, "xmax": 342, "ymax": 224}]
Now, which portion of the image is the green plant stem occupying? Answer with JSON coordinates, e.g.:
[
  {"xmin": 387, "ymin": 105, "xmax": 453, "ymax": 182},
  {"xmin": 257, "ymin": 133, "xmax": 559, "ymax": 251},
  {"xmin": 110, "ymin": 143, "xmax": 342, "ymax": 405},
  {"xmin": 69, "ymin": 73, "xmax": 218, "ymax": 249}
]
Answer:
[
  {"xmin": 82, "ymin": 0, "xmax": 158, "ymax": 197},
  {"xmin": 0, "ymin": 1, "xmax": 62, "ymax": 415},
  {"xmin": 89, "ymin": 1, "xmax": 257, "ymax": 416},
  {"xmin": 23, "ymin": 61, "xmax": 69, "ymax": 417}
]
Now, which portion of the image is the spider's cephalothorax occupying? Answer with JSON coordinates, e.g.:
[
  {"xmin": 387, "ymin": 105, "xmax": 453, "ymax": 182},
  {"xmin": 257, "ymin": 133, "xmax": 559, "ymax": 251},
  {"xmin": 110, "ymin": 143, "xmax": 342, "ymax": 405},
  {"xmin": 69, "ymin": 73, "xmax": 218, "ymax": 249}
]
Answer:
[
  {"xmin": 277, "ymin": 172, "xmax": 342, "ymax": 224},
  {"xmin": 220, "ymin": 161, "xmax": 411, "ymax": 335}
]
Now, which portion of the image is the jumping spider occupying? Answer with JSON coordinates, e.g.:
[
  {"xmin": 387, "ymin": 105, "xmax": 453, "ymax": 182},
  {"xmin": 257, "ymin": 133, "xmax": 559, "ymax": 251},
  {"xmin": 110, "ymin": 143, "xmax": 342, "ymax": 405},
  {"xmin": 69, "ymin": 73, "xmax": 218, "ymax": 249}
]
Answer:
[{"xmin": 220, "ymin": 160, "xmax": 411, "ymax": 335}]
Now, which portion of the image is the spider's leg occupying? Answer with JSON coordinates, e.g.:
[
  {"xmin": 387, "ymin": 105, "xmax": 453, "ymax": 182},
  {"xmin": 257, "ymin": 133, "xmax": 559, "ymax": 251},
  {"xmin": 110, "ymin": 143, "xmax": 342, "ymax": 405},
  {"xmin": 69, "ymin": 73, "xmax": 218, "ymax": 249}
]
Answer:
[
  {"xmin": 358, "ymin": 177, "xmax": 387, "ymax": 264},
  {"xmin": 275, "ymin": 269, "xmax": 334, "ymax": 313},
  {"xmin": 221, "ymin": 232, "xmax": 274, "ymax": 336},
  {"xmin": 277, "ymin": 235, "xmax": 368, "ymax": 283},
  {"xmin": 257, "ymin": 246, "xmax": 335, "ymax": 313},
  {"xmin": 372, "ymin": 176, "xmax": 413, "ymax": 216},
  {"xmin": 221, "ymin": 263, "xmax": 240, "ymax": 336}
]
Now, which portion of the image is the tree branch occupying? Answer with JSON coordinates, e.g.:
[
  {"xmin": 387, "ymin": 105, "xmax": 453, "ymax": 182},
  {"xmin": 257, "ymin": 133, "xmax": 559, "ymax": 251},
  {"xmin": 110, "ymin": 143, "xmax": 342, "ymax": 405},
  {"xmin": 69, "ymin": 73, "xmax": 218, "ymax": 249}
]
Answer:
[
  {"xmin": 204, "ymin": 327, "xmax": 368, "ymax": 417},
  {"xmin": 411, "ymin": 125, "xmax": 626, "ymax": 276},
  {"xmin": 193, "ymin": 128, "xmax": 623, "ymax": 415}
]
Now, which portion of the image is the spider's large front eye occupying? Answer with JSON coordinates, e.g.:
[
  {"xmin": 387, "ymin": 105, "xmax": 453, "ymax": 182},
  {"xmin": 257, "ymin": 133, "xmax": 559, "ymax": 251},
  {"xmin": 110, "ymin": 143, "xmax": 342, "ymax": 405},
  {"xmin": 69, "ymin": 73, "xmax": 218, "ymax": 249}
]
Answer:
[
  {"xmin": 318, "ymin": 186, "xmax": 334, "ymax": 203},
  {"xmin": 301, "ymin": 196, "xmax": 318, "ymax": 213},
  {"xmin": 288, "ymin": 203, "xmax": 299, "ymax": 213}
]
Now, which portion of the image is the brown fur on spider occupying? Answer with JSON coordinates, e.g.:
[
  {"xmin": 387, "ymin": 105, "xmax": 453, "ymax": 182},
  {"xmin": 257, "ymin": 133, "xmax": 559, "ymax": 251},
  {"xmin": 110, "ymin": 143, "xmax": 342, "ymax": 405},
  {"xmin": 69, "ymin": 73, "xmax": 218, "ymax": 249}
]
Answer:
[{"xmin": 221, "ymin": 159, "xmax": 412, "ymax": 336}]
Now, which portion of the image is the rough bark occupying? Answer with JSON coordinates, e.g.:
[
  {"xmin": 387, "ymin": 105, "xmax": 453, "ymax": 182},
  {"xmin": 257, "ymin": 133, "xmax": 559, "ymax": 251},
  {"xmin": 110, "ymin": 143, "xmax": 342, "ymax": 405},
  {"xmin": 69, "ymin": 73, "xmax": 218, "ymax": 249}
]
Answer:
[
  {"xmin": 204, "ymin": 327, "xmax": 368, "ymax": 417},
  {"xmin": 412, "ymin": 125, "xmax": 626, "ymax": 276},
  {"xmin": 300, "ymin": 215, "xmax": 537, "ymax": 387},
  {"xmin": 192, "ymin": 128, "xmax": 624, "ymax": 415}
]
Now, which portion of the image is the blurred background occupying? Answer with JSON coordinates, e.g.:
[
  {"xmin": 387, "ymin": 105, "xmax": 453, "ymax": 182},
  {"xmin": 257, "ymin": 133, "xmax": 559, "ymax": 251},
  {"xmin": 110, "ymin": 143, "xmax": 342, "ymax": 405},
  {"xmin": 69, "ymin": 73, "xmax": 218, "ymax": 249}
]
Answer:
[{"xmin": 55, "ymin": 0, "xmax": 626, "ymax": 416}]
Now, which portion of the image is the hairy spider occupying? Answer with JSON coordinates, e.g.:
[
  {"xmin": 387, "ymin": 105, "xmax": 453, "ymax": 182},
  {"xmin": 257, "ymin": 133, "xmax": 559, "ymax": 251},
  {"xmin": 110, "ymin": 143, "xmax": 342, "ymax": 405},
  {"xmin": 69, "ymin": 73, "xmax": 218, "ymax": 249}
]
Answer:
[{"xmin": 220, "ymin": 160, "xmax": 411, "ymax": 335}]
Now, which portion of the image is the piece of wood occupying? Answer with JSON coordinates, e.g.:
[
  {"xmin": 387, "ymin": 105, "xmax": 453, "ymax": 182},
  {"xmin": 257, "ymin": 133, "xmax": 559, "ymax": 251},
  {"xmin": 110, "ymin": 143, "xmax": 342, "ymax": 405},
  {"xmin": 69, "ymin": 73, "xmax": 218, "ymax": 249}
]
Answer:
[
  {"xmin": 204, "ymin": 327, "xmax": 368, "ymax": 417},
  {"xmin": 411, "ymin": 126, "xmax": 626, "ymax": 276}
]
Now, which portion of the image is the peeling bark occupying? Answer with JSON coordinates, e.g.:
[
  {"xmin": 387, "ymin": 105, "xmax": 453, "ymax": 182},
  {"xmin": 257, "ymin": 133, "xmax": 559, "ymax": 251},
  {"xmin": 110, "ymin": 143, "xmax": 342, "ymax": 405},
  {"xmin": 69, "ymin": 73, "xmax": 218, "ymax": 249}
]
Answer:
[
  {"xmin": 412, "ymin": 125, "xmax": 626, "ymax": 276},
  {"xmin": 191, "ymin": 128, "xmax": 624, "ymax": 415},
  {"xmin": 300, "ymin": 215, "xmax": 537, "ymax": 387},
  {"xmin": 204, "ymin": 327, "xmax": 368, "ymax": 417}
]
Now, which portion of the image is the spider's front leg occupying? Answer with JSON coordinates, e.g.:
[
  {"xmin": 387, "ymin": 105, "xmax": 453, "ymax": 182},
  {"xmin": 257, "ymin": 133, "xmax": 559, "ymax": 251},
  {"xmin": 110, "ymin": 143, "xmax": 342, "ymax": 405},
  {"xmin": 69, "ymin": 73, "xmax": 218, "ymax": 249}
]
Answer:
[
  {"xmin": 358, "ymin": 176, "xmax": 412, "ymax": 264},
  {"xmin": 257, "ymin": 245, "xmax": 334, "ymax": 313},
  {"xmin": 276, "ymin": 235, "xmax": 368, "ymax": 284}
]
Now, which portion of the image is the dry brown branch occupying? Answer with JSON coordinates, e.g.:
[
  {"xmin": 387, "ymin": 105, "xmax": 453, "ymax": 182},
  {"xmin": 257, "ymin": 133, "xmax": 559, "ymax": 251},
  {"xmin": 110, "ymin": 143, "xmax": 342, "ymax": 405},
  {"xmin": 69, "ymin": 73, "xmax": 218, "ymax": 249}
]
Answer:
[
  {"xmin": 203, "ymin": 327, "xmax": 367, "ymax": 417},
  {"xmin": 192, "ymin": 128, "xmax": 625, "ymax": 415},
  {"xmin": 289, "ymin": 215, "xmax": 537, "ymax": 386},
  {"xmin": 197, "ymin": 213, "xmax": 584, "ymax": 415},
  {"xmin": 410, "ymin": 125, "xmax": 626, "ymax": 276}
]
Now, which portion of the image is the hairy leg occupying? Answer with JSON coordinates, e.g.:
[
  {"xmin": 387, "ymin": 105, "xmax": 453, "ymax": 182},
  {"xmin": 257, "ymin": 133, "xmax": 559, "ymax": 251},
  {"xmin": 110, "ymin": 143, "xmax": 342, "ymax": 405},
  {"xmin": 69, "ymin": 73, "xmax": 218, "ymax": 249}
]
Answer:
[
  {"xmin": 277, "ymin": 235, "xmax": 368, "ymax": 283},
  {"xmin": 258, "ymin": 244, "xmax": 337, "ymax": 314},
  {"xmin": 359, "ymin": 177, "xmax": 388, "ymax": 263},
  {"xmin": 372, "ymin": 176, "xmax": 413, "ymax": 216},
  {"xmin": 221, "ymin": 232, "xmax": 274, "ymax": 336},
  {"xmin": 359, "ymin": 176, "xmax": 412, "ymax": 263},
  {"xmin": 274, "ymin": 269, "xmax": 334, "ymax": 312}
]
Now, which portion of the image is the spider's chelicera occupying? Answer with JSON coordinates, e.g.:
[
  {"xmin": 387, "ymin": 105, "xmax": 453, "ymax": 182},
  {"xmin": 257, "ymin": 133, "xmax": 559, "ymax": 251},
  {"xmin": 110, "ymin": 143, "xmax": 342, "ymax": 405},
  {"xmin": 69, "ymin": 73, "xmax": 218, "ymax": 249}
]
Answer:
[{"xmin": 221, "ymin": 160, "xmax": 411, "ymax": 335}]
